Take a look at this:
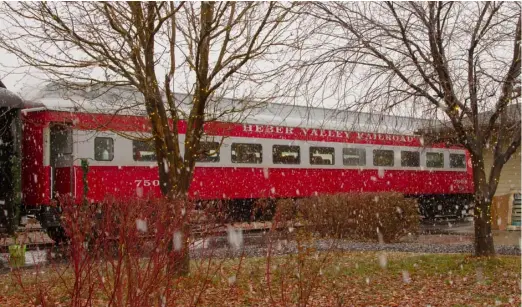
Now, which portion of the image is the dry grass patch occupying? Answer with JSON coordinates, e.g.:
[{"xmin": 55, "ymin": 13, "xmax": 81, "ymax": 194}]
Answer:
[{"xmin": 0, "ymin": 252, "xmax": 519, "ymax": 307}]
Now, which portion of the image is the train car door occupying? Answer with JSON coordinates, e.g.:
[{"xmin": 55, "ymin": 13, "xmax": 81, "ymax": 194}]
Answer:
[{"xmin": 49, "ymin": 124, "xmax": 74, "ymax": 199}]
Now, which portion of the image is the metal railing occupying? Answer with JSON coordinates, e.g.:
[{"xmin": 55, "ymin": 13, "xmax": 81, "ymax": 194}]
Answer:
[{"xmin": 512, "ymin": 193, "xmax": 521, "ymax": 226}]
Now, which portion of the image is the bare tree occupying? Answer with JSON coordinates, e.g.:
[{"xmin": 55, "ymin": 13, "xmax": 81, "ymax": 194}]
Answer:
[
  {"xmin": 291, "ymin": 2, "xmax": 521, "ymax": 256},
  {"xmin": 0, "ymin": 1, "xmax": 296, "ymax": 272}
]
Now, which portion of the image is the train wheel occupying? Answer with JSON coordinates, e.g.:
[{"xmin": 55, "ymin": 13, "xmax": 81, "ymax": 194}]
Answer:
[{"xmin": 46, "ymin": 226, "xmax": 68, "ymax": 244}]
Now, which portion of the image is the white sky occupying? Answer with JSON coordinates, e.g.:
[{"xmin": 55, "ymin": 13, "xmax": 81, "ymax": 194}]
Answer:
[{"xmin": 0, "ymin": 2, "xmax": 518, "ymax": 130}]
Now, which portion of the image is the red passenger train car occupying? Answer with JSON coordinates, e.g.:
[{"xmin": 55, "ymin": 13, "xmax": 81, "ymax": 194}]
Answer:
[{"xmin": 18, "ymin": 102, "xmax": 475, "ymax": 241}]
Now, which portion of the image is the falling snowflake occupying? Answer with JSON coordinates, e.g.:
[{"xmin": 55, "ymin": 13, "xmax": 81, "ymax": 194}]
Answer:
[
  {"xmin": 263, "ymin": 168, "xmax": 269, "ymax": 179},
  {"xmin": 158, "ymin": 158, "xmax": 167, "ymax": 172},
  {"xmin": 378, "ymin": 253, "xmax": 387, "ymax": 268},
  {"xmin": 377, "ymin": 167, "xmax": 385, "ymax": 178},
  {"xmin": 376, "ymin": 229, "xmax": 384, "ymax": 244},
  {"xmin": 173, "ymin": 231, "xmax": 183, "ymax": 251},
  {"xmin": 136, "ymin": 186, "xmax": 143, "ymax": 197},
  {"xmin": 228, "ymin": 275, "xmax": 236, "ymax": 285},
  {"xmin": 365, "ymin": 277, "xmax": 370, "ymax": 284},
  {"xmin": 136, "ymin": 219, "xmax": 147, "ymax": 232},
  {"xmin": 227, "ymin": 226, "xmax": 243, "ymax": 250},
  {"xmin": 402, "ymin": 271, "xmax": 411, "ymax": 283}
]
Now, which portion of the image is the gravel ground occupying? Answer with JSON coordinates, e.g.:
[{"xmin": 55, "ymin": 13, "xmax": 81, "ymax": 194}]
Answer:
[
  {"xmin": 189, "ymin": 236, "xmax": 521, "ymax": 260},
  {"xmin": 1, "ymin": 220, "xmax": 519, "ymax": 272}
]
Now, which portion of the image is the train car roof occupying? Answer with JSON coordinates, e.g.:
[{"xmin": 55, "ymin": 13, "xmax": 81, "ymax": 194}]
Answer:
[
  {"xmin": 21, "ymin": 82, "xmax": 433, "ymax": 135},
  {"xmin": 0, "ymin": 87, "xmax": 24, "ymax": 109}
]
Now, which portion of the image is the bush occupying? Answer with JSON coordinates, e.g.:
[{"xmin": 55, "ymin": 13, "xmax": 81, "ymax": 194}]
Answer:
[
  {"xmin": 46, "ymin": 196, "xmax": 198, "ymax": 306},
  {"xmin": 277, "ymin": 193, "xmax": 419, "ymax": 243},
  {"xmin": 271, "ymin": 198, "xmax": 297, "ymax": 224}
]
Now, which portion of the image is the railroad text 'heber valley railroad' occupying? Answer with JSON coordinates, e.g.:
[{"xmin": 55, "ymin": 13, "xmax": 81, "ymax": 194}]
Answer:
[{"xmin": 242, "ymin": 124, "xmax": 416, "ymax": 143}]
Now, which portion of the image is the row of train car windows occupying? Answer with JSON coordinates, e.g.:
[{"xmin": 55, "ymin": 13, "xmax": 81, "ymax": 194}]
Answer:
[{"xmin": 93, "ymin": 137, "xmax": 467, "ymax": 169}]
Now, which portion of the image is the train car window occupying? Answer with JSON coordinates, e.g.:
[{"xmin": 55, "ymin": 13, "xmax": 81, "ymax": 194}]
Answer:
[
  {"xmin": 133, "ymin": 140, "xmax": 157, "ymax": 161},
  {"xmin": 310, "ymin": 146, "xmax": 335, "ymax": 165},
  {"xmin": 51, "ymin": 126, "xmax": 73, "ymax": 155},
  {"xmin": 196, "ymin": 141, "xmax": 220, "ymax": 162},
  {"xmin": 231, "ymin": 143, "xmax": 262, "ymax": 164},
  {"xmin": 401, "ymin": 151, "xmax": 420, "ymax": 167},
  {"xmin": 343, "ymin": 148, "xmax": 366, "ymax": 166},
  {"xmin": 273, "ymin": 145, "xmax": 300, "ymax": 164},
  {"xmin": 426, "ymin": 152, "xmax": 444, "ymax": 168},
  {"xmin": 450, "ymin": 153, "xmax": 466, "ymax": 168},
  {"xmin": 373, "ymin": 149, "xmax": 394, "ymax": 166},
  {"xmin": 94, "ymin": 137, "xmax": 114, "ymax": 161}
]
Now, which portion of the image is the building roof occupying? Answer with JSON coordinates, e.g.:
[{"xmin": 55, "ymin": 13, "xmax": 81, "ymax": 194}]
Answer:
[{"xmin": 0, "ymin": 88, "xmax": 24, "ymax": 109}]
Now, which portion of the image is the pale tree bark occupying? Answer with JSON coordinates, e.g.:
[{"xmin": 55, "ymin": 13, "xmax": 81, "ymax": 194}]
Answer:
[
  {"xmin": 292, "ymin": 2, "xmax": 521, "ymax": 256},
  {"xmin": 0, "ymin": 1, "xmax": 296, "ymax": 273}
]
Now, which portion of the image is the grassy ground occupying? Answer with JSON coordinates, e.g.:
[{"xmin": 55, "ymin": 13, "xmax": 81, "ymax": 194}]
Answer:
[{"xmin": 0, "ymin": 252, "xmax": 519, "ymax": 307}]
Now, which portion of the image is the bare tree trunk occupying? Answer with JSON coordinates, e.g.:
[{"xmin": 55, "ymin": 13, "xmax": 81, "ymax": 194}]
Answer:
[
  {"xmin": 473, "ymin": 197, "xmax": 495, "ymax": 256},
  {"xmin": 144, "ymin": 92, "xmax": 192, "ymax": 275},
  {"xmin": 470, "ymin": 152, "xmax": 495, "ymax": 256},
  {"xmin": 161, "ymin": 159, "xmax": 192, "ymax": 276}
]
